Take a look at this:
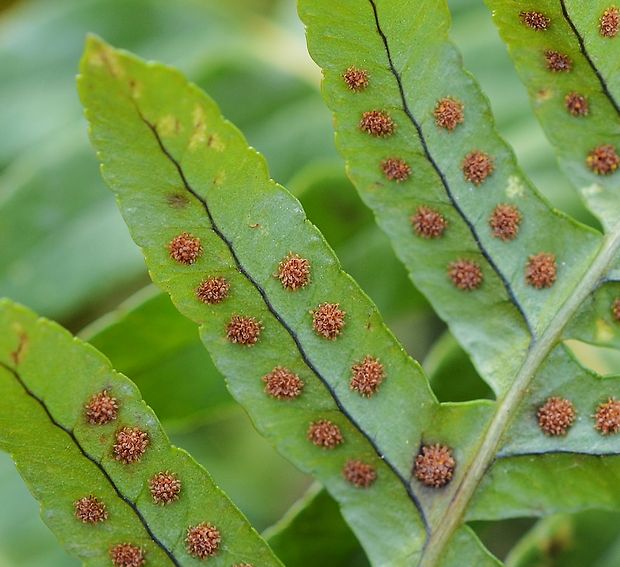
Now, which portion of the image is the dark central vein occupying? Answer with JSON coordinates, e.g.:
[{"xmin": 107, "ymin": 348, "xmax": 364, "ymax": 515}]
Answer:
[
  {"xmin": 559, "ymin": 0, "xmax": 620, "ymax": 116},
  {"xmin": 135, "ymin": 111, "xmax": 430, "ymax": 534},
  {"xmin": 367, "ymin": 0, "xmax": 533, "ymax": 335},
  {"xmin": 0, "ymin": 361, "xmax": 180, "ymax": 567}
]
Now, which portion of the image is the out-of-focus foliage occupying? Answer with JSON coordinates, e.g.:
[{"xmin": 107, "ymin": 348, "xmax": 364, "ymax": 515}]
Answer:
[{"xmin": 0, "ymin": 0, "xmax": 617, "ymax": 565}]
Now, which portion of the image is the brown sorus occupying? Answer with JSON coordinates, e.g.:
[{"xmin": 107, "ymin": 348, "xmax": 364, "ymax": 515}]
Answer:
[
  {"xmin": 434, "ymin": 97, "xmax": 464, "ymax": 131},
  {"xmin": 587, "ymin": 144, "xmax": 620, "ymax": 175},
  {"xmin": 382, "ymin": 158, "xmax": 411, "ymax": 182},
  {"xmin": 489, "ymin": 204, "xmax": 522, "ymax": 241},
  {"xmin": 85, "ymin": 390, "xmax": 118, "ymax": 425},
  {"xmin": 149, "ymin": 471, "xmax": 182, "ymax": 505},
  {"xmin": 113, "ymin": 427, "xmax": 149, "ymax": 464},
  {"xmin": 277, "ymin": 253, "xmax": 311, "ymax": 290},
  {"xmin": 308, "ymin": 420, "xmax": 344, "ymax": 449},
  {"xmin": 565, "ymin": 92, "xmax": 589, "ymax": 117},
  {"xmin": 600, "ymin": 6, "xmax": 620, "ymax": 37},
  {"xmin": 537, "ymin": 397, "xmax": 576, "ymax": 436},
  {"xmin": 186, "ymin": 523, "xmax": 221, "ymax": 559},
  {"xmin": 612, "ymin": 298, "xmax": 620, "ymax": 321},
  {"xmin": 360, "ymin": 110, "xmax": 395, "ymax": 137},
  {"xmin": 350, "ymin": 356, "xmax": 385, "ymax": 397},
  {"xmin": 312, "ymin": 303, "xmax": 346, "ymax": 340},
  {"xmin": 520, "ymin": 11, "xmax": 551, "ymax": 31},
  {"xmin": 262, "ymin": 367, "xmax": 304, "ymax": 400},
  {"xmin": 594, "ymin": 398, "xmax": 620, "ymax": 434},
  {"xmin": 411, "ymin": 206, "xmax": 448, "ymax": 239},
  {"xmin": 168, "ymin": 232, "xmax": 202, "ymax": 265},
  {"xmin": 544, "ymin": 50, "xmax": 572, "ymax": 72},
  {"xmin": 526, "ymin": 253, "xmax": 557, "ymax": 289},
  {"xmin": 110, "ymin": 544, "xmax": 145, "ymax": 567},
  {"xmin": 414, "ymin": 444, "xmax": 456, "ymax": 488},
  {"xmin": 74, "ymin": 496, "xmax": 108, "ymax": 524},
  {"xmin": 343, "ymin": 67, "xmax": 369, "ymax": 91},
  {"xmin": 448, "ymin": 259, "xmax": 483, "ymax": 291},
  {"xmin": 462, "ymin": 151, "xmax": 494, "ymax": 185},
  {"xmin": 226, "ymin": 315, "xmax": 262, "ymax": 346},
  {"xmin": 196, "ymin": 276, "xmax": 230, "ymax": 304},
  {"xmin": 343, "ymin": 460, "xmax": 377, "ymax": 488}
]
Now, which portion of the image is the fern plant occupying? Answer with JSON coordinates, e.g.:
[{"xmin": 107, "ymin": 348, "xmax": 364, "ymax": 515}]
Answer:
[{"xmin": 3, "ymin": 1, "xmax": 620, "ymax": 565}]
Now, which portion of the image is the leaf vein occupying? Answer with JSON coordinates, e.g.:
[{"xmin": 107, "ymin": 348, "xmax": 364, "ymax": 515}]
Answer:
[
  {"xmin": 367, "ymin": 0, "xmax": 534, "ymax": 335},
  {"xmin": 134, "ymin": 108, "xmax": 431, "ymax": 534},
  {"xmin": 0, "ymin": 361, "xmax": 181, "ymax": 566},
  {"xmin": 559, "ymin": 0, "xmax": 620, "ymax": 116}
]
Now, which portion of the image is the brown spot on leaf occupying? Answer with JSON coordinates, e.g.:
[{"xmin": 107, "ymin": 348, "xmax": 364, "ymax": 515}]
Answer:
[
  {"xmin": 277, "ymin": 253, "xmax": 311, "ymax": 290},
  {"xmin": 414, "ymin": 444, "xmax": 455, "ymax": 488},
  {"xmin": 350, "ymin": 356, "xmax": 385, "ymax": 397},
  {"xmin": 343, "ymin": 67, "xmax": 369, "ymax": 91},
  {"xmin": 526, "ymin": 253, "xmax": 557, "ymax": 289},
  {"xmin": 434, "ymin": 97, "xmax": 464, "ymax": 130},
  {"xmin": 382, "ymin": 158, "xmax": 411, "ymax": 182},
  {"xmin": 312, "ymin": 303, "xmax": 346, "ymax": 340},
  {"xmin": 343, "ymin": 460, "xmax": 377, "ymax": 488},
  {"xmin": 595, "ymin": 398, "xmax": 620, "ymax": 434},
  {"xmin": 308, "ymin": 420, "xmax": 343, "ymax": 449},
  {"xmin": 360, "ymin": 110, "xmax": 395, "ymax": 137},
  {"xmin": 168, "ymin": 232, "xmax": 202, "ymax": 265},
  {"xmin": 167, "ymin": 193, "xmax": 189, "ymax": 208},
  {"xmin": 262, "ymin": 367, "xmax": 304, "ymax": 400},
  {"xmin": 462, "ymin": 151, "xmax": 494, "ymax": 185},
  {"xmin": 411, "ymin": 206, "xmax": 448, "ymax": 239},
  {"xmin": 520, "ymin": 11, "xmax": 551, "ymax": 30},
  {"xmin": 612, "ymin": 298, "xmax": 620, "ymax": 321},
  {"xmin": 489, "ymin": 204, "xmax": 522, "ymax": 241},
  {"xmin": 196, "ymin": 277, "xmax": 230, "ymax": 305},
  {"xmin": 10, "ymin": 332, "xmax": 28, "ymax": 365},
  {"xmin": 600, "ymin": 6, "xmax": 620, "ymax": 37},
  {"xmin": 537, "ymin": 397, "xmax": 576, "ymax": 436},
  {"xmin": 545, "ymin": 50, "xmax": 572, "ymax": 72},
  {"xmin": 113, "ymin": 427, "xmax": 149, "ymax": 464},
  {"xmin": 226, "ymin": 315, "xmax": 262, "ymax": 346},
  {"xmin": 564, "ymin": 92, "xmax": 589, "ymax": 117},
  {"xmin": 74, "ymin": 496, "xmax": 108, "ymax": 523},
  {"xmin": 186, "ymin": 523, "xmax": 221, "ymax": 559},
  {"xmin": 448, "ymin": 260, "xmax": 483, "ymax": 291},
  {"xmin": 110, "ymin": 544, "xmax": 145, "ymax": 567},
  {"xmin": 85, "ymin": 390, "xmax": 119, "ymax": 425},
  {"xmin": 149, "ymin": 471, "xmax": 181, "ymax": 505},
  {"xmin": 587, "ymin": 144, "xmax": 620, "ymax": 175}
]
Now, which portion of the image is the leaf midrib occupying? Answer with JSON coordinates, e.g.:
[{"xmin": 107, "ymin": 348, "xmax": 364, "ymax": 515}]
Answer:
[
  {"xmin": 559, "ymin": 0, "xmax": 620, "ymax": 116},
  {"xmin": 419, "ymin": 226, "xmax": 620, "ymax": 566},
  {"xmin": 366, "ymin": 0, "xmax": 533, "ymax": 335},
  {"xmin": 0, "ymin": 360, "xmax": 181, "ymax": 567},
  {"xmin": 364, "ymin": 2, "xmax": 620, "ymax": 563},
  {"xmin": 130, "ymin": 103, "xmax": 430, "ymax": 531}
]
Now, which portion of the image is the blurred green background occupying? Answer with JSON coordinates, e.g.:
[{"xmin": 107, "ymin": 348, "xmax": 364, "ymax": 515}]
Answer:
[{"xmin": 1, "ymin": 0, "xmax": 618, "ymax": 565}]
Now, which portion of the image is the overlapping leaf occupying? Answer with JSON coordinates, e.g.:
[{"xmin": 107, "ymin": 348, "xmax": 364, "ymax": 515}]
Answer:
[
  {"xmin": 0, "ymin": 299, "xmax": 280, "ymax": 566},
  {"xmin": 487, "ymin": 0, "xmax": 620, "ymax": 230},
  {"xmin": 77, "ymin": 4, "xmax": 620, "ymax": 563},
  {"xmin": 299, "ymin": 0, "xmax": 620, "ymax": 564},
  {"xmin": 78, "ymin": 36, "xmax": 503, "ymax": 565}
]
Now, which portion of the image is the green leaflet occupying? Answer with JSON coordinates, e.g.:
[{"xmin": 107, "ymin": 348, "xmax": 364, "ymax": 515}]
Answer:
[
  {"xmin": 487, "ymin": 0, "xmax": 620, "ymax": 231},
  {"xmin": 78, "ymin": 36, "xmax": 499, "ymax": 565},
  {"xmin": 299, "ymin": 0, "xmax": 603, "ymax": 396},
  {"xmin": 299, "ymin": 0, "xmax": 620, "ymax": 565},
  {"xmin": 77, "ymin": 21, "xmax": 620, "ymax": 567},
  {"xmin": 0, "ymin": 299, "xmax": 280, "ymax": 566}
]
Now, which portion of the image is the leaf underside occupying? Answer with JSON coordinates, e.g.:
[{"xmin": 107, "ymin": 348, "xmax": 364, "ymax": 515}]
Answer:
[
  {"xmin": 79, "ymin": 0, "xmax": 620, "ymax": 560},
  {"xmin": 0, "ymin": 299, "xmax": 280, "ymax": 566}
]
